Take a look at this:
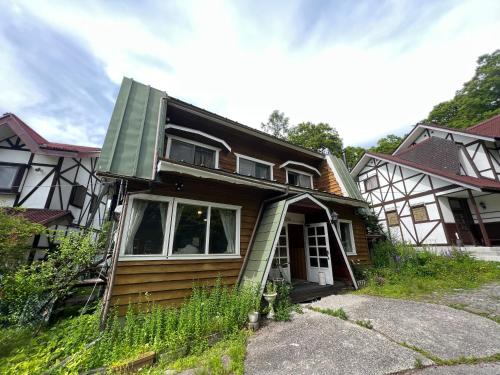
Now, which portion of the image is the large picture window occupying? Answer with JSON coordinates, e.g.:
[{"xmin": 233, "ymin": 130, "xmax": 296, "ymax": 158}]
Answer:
[
  {"xmin": 121, "ymin": 195, "xmax": 240, "ymax": 259},
  {"xmin": 236, "ymin": 154, "xmax": 273, "ymax": 180},
  {"xmin": 168, "ymin": 137, "xmax": 217, "ymax": 168}
]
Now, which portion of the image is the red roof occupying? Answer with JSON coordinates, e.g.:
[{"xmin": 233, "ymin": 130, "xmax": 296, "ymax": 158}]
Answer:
[
  {"xmin": 466, "ymin": 114, "xmax": 500, "ymax": 138},
  {"xmin": 7, "ymin": 208, "xmax": 74, "ymax": 226},
  {"xmin": 367, "ymin": 151, "xmax": 500, "ymax": 192},
  {"xmin": 0, "ymin": 113, "xmax": 100, "ymax": 156}
]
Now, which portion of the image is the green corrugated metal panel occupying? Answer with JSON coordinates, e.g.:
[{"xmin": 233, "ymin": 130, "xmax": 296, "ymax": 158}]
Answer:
[
  {"xmin": 240, "ymin": 200, "xmax": 286, "ymax": 289},
  {"xmin": 97, "ymin": 77, "xmax": 166, "ymax": 180},
  {"xmin": 329, "ymin": 155, "xmax": 363, "ymax": 200}
]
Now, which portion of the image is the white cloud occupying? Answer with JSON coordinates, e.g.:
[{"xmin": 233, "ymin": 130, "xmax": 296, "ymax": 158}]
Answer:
[{"xmin": 4, "ymin": 0, "xmax": 500, "ymax": 147}]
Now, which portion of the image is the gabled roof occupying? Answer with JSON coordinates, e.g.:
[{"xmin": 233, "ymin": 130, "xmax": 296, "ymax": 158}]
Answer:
[
  {"xmin": 326, "ymin": 155, "xmax": 363, "ymax": 200},
  {"xmin": 466, "ymin": 114, "xmax": 500, "ymax": 138},
  {"xmin": 0, "ymin": 113, "xmax": 100, "ymax": 157},
  {"xmin": 97, "ymin": 77, "xmax": 325, "ymax": 180},
  {"xmin": 6, "ymin": 208, "xmax": 74, "ymax": 226},
  {"xmin": 394, "ymin": 137, "xmax": 461, "ymax": 174},
  {"xmin": 357, "ymin": 151, "xmax": 500, "ymax": 192}
]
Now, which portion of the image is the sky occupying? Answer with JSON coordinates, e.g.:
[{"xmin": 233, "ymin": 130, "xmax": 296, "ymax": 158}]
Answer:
[{"xmin": 1, "ymin": 0, "xmax": 499, "ymax": 148}]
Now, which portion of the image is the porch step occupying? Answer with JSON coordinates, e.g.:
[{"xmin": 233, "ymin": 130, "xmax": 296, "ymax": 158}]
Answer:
[{"xmin": 290, "ymin": 281, "xmax": 349, "ymax": 303}]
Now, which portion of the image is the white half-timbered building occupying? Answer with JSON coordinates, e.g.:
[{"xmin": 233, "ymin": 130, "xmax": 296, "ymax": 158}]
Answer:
[
  {"xmin": 0, "ymin": 113, "xmax": 110, "ymax": 257},
  {"xmin": 352, "ymin": 114, "xmax": 500, "ymax": 252}
]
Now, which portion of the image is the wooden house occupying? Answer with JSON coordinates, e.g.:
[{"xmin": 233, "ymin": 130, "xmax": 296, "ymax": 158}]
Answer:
[
  {"xmin": 351, "ymin": 114, "xmax": 500, "ymax": 257},
  {"xmin": 0, "ymin": 113, "xmax": 110, "ymax": 259},
  {"xmin": 97, "ymin": 78, "xmax": 370, "ymax": 314}
]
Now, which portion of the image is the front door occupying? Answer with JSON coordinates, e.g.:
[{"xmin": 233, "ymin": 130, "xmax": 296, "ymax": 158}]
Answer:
[
  {"xmin": 288, "ymin": 223, "xmax": 307, "ymax": 280},
  {"xmin": 449, "ymin": 198, "xmax": 477, "ymax": 245},
  {"xmin": 305, "ymin": 223, "xmax": 334, "ymax": 284}
]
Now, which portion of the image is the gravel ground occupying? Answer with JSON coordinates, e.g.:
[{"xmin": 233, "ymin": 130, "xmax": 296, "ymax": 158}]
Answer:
[{"xmin": 403, "ymin": 362, "xmax": 500, "ymax": 374}]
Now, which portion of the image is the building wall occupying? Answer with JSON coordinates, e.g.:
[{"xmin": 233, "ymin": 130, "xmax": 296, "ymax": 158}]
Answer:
[
  {"xmin": 356, "ymin": 158, "xmax": 453, "ymax": 246},
  {"xmin": 0, "ymin": 134, "xmax": 108, "ymax": 237}
]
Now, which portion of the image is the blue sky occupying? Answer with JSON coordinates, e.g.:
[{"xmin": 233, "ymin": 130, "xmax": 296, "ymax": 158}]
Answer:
[{"xmin": 1, "ymin": 1, "xmax": 499, "ymax": 148}]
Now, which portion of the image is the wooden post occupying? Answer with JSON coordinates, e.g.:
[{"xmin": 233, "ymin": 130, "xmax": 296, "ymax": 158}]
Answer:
[{"xmin": 467, "ymin": 190, "xmax": 491, "ymax": 247}]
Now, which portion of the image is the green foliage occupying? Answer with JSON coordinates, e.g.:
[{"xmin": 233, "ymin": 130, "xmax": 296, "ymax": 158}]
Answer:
[
  {"xmin": 287, "ymin": 122, "xmax": 343, "ymax": 157},
  {"xmin": 0, "ymin": 280, "xmax": 257, "ymax": 373},
  {"xmin": 344, "ymin": 146, "xmax": 365, "ymax": 170},
  {"xmin": 0, "ymin": 207, "xmax": 45, "ymax": 273},
  {"xmin": 0, "ymin": 231, "xmax": 100, "ymax": 326},
  {"xmin": 427, "ymin": 49, "xmax": 500, "ymax": 128},
  {"xmin": 355, "ymin": 319, "xmax": 373, "ymax": 329},
  {"xmin": 261, "ymin": 110, "xmax": 290, "ymax": 139},
  {"xmin": 359, "ymin": 240, "xmax": 500, "ymax": 299},
  {"xmin": 309, "ymin": 306, "xmax": 348, "ymax": 320},
  {"xmin": 369, "ymin": 134, "xmax": 404, "ymax": 154},
  {"xmin": 265, "ymin": 281, "xmax": 277, "ymax": 294},
  {"xmin": 274, "ymin": 283, "xmax": 297, "ymax": 322}
]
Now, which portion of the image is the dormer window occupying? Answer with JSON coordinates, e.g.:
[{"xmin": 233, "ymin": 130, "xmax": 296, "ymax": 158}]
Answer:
[
  {"xmin": 286, "ymin": 169, "xmax": 313, "ymax": 188},
  {"xmin": 167, "ymin": 136, "xmax": 219, "ymax": 169},
  {"xmin": 235, "ymin": 154, "xmax": 273, "ymax": 180}
]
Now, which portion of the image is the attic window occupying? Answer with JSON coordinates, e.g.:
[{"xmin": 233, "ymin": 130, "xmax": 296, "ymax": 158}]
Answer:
[
  {"xmin": 287, "ymin": 169, "xmax": 313, "ymax": 188},
  {"xmin": 168, "ymin": 137, "xmax": 217, "ymax": 168},
  {"xmin": 70, "ymin": 184, "xmax": 87, "ymax": 208},
  {"xmin": 364, "ymin": 175, "xmax": 379, "ymax": 191},
  {"xmin": 236, "ymin": 154, "xmax": 273, "ymax": 180},
  {"xmin": 0, "ymin": 163, "xmax": 24, "ymax": 192}
]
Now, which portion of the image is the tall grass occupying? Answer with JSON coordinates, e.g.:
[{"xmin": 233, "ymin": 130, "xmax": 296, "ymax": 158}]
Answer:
[
  {"xmin": 359, "ymin": 240, "xmax": 500, "ymax": 298},
  {"xmin": 1, "ymin": 279, "xmax": 257, "ymax": 374}
]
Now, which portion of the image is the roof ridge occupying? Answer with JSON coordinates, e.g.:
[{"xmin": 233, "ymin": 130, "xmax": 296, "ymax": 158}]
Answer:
[{"xmin": 467, "ymin": 113, "xmax": 500, "ymax": 130}]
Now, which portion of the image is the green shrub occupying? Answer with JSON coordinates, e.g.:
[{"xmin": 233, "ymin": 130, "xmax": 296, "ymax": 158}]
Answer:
[
  {"xmin": 274, "ymin": 283, "xmax": 296, "ymax": 322},
  {"xmin": 1, "ymin": 279, "xmax": 258, "ymax": 373},
  {"xmin": 360, "ymin": 240, "xmax": 500, "ymax": 298}
]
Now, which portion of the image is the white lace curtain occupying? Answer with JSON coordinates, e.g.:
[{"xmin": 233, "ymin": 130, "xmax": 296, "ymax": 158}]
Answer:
[
  {"xmin": 219, "ymin": 208, "xmax": 236, "ymax": 253},
  {"xmin": 124, "ymin": 200, "xmax": 147, "ymax": 254}
]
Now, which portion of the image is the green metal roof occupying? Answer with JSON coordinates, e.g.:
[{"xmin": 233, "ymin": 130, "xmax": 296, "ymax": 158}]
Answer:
[
  {"xmin": 240, "ymin": 199, "xmax": 287, "ymax": 291},
  {"xmin": 328, "ymin": 155, "xmax": 363, "ymax": 200},
  {"xmin": 97, "ymin": 77, "xmax": 166, "ymax": 180}
]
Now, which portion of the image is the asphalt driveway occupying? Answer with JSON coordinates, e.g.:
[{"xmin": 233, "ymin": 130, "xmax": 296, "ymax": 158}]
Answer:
[{"xmin": 245, "ymin": 295, "xmax": 500, "ymax": 374}]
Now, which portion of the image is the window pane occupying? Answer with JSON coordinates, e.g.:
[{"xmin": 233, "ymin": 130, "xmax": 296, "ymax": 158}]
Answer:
[
  {"xmin": 318, "ymin": 247, "xmax": 328, "ymax": 257},
  {"xmin": 309, "ymin": 247, "xmax": 317, "ymax": 256},
  {"xmin": 365, "ymin": 175, "xmax": 379, "ymax": 190},
  {"xmin": 194, "ymin": 146, "xmax": 215, "ymax": 168},
  {"xmin": 172, "ymin": 204, "xmax": 207, "ymax": 255},
  {"xmin": 412, "ymin": 206, "xmax": 429, "ymax": 223},
  {"xmin": 255, "ymin": 163, "xmax": 270, "ymax": 179},
  {"xmin": 70, "ymin": 185, "xmax": 87, "ymax": 208},
  {"xmin": 0, "ymin": 165, "xmax": 19, "ymax": 189},
  {"xmin": 125, "ymin": 200, "xmax": 167, "ymax": 255},
  {"xmin": 310, "ymin": 258, "xmax": 318, "ymax": 267},
  {"xmin": 316, "ymin": 226, "xmax": 325, "ymax": 235},
  {"xmin": 308, "ymin": 227, "xmax": 315, "ymax": 236},
  {"xmin": 308, "ymin": 237, "xmax": 316, "ymax": 246},
  {"xmin": 340, "ymin": 222, "xmax": 353, "ymax": 253},
  {"xmin": 209, "ymin": 207, "xmax": 236, "ymax": 254},
  {"xmin": 298, "ymin": 174, "xmax": 312, "ymax": 188},
  {"xmin": 288, "ymin": 172, "xmax": 298, "ymax": 185},
  {"xmin": 170, "ymin": 140, "xmax": 194, "ymax": 164},
  {"xmin": 317, "ymin": 236, "xmax": 326, "ymax": 246},
  {"xmin": 239, "ymin": 158, "xmax": 255, "ymax": 176},
  {"xmin": 319, "ymin": 258, "xmax": 329, "ymax": 268}
]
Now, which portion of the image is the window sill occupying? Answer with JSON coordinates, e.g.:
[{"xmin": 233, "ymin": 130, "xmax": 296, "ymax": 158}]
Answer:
[{"xmin": 119, "ymin": 254, "xmax": 242, "ymax": 261}]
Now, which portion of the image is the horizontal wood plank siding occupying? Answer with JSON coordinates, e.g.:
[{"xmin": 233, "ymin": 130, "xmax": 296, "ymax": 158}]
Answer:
[
  {"xmin": 110, "ymin": 179, "xmax": 273, "ymax": 312},
  {"xmin": 316, "ymin": 159, "xmax": 342, "ymax": 195}
]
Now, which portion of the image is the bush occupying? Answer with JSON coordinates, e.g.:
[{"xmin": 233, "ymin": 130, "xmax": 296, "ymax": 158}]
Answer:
[
  {"xmin": 361, "ymin": 239, "xmax": 500, "ymax": 298},
  {"xmin": 0, "ymin": 231, "xmax": 101, "ymax": 326},
  {"xmin": 1, "ymin": 280, "xmax": 258, "ymax": 373},
  {"xmin": 274, "ymin": 282, "xmax": 296, "ymax": 322}
]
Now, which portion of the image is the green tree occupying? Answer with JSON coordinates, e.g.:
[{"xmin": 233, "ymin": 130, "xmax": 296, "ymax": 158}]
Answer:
[
  {"xmin": 261, "ymin": 110, "xmax": 290, "ymax": 139},
  {"xmin": 287, "ymin": 122, "xmax": 343, "ymax": 156},
  {"xmin": 0, "ymin": 207, "xmax": 45, "ymax": 273},
  {"xmin": 344, "ymin": 146, "xmax": 366, "ymax": 170},
  {"xmin": 426, "ymin": 49, "xmax": 500, "ymax": 128},
  {"xmin": 370, "ymin": 134, "xmax": 403, "ymax": 154}
]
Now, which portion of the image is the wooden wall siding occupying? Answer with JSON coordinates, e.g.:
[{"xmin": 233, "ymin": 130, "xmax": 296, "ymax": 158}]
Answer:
[
  {"xmin": 111, "ymin": 178, "xmax": 275, "ymax": 311},
  {"xmin": 316, "ymin": 159, "xmax": 342, "ymax": 195},
  {"xmin": 166, "ymin": 105, "xmax": 328, "ymax": 187},
  {"xmin": 326, "ymin": 202, "xmax": 370, "ymax": 265}
]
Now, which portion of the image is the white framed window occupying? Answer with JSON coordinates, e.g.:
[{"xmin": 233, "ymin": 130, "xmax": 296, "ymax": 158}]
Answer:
[
  {"xmin": 120, "ymin": 194, "xmax": 173, "ymax": 257},
  {"xmin": 165, "ymin": 135, "xmax": 220, "ymax": 169},
  {"xmin": 120, "ymin": 194, "xmax": 241, "ymax": 260},
  {"xmin": 286, "ymin": 168, "xmax": 313, "ymax": 188},
  {"xmin": 0, "ymin": 162, "xmax": 25, "ymax": 192},
  {"xmin": 235, "ymin": 153, "xmax": 274, "ymax": 180},
  {"xmin": 338, "ymin": 219, "xmax": 356, "ymax": 255}
]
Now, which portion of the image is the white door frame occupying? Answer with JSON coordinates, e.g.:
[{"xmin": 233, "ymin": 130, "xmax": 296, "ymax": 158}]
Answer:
[
  {"xmin": 270, "ymin": 223, "xmax": 291, "ymax": 282},
  {"xmin": 304, "ymin": 222, "xmax": 334, "ymax": 285}
]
